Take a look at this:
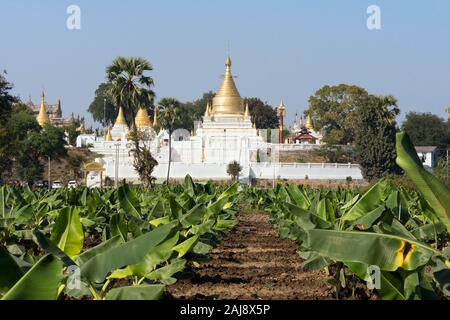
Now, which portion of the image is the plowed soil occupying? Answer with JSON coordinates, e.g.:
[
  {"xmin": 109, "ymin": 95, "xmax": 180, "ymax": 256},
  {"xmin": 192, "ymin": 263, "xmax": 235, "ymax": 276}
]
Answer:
[{"xmin": 167, "ymin": 211, "xmax": 333, "ymax": 300}]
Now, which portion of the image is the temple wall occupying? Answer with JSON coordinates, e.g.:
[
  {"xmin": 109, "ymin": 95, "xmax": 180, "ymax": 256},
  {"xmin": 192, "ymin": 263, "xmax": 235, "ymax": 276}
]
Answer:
[{"xmin": 99, "ymin": 159, "xmax": 363, "ymax": 182}]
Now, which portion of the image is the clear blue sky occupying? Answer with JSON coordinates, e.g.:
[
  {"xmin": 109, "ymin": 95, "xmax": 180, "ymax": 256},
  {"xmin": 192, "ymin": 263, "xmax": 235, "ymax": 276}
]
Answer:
[{"xmin": 1, "ymin": 0, "xmax": 449, "ymax": 127}]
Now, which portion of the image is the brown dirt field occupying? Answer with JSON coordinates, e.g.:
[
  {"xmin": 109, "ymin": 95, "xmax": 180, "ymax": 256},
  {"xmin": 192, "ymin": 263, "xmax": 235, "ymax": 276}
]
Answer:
[{"xmin": 167, "ymin": 212, "xmax": 333, "ymax": 300}]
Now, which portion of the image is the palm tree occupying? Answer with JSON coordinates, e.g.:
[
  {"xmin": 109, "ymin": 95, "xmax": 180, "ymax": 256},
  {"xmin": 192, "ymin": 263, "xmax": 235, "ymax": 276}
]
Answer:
[
  {"xmin": 106, "ymin": 57, "xmax": 155, "ymax": 128},
  {"xmin": 157, "ymin": 98, "xmax": 180, "ymax": 184}
]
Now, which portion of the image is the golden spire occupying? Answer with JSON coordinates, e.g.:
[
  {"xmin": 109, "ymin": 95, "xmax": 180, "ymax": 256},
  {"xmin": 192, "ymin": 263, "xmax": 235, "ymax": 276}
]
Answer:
[
  {"xmin": 135, "ymin": 107, "xmax": 151, "ymax": 128},
  {"xmin": 152, "ymin": 108, "xmax": 158, "ymax": 127},
  {"xmin": 115, "ymin": 106, "xmax": 127, "ymax": 126},
  {"xmin": 305, "ymin": 113, "xmax": 314, "ymax": 130},
  {"xmin": 204, "ymin": 102, "xmax": 211, "ymax": 117},
  {"xmin": 278, "ymin": 100, "xmax": 286, "ymax": 116},
  {"xmin": 244, "ymin": 102, "xmax": 250, "ymax": 117},
  {"xmin": 37, "ymin": 91, "xmax": 51, "ymax": 127},
  {"xmin": 211, "ymin": 55, "xmax": 244, "ymax": 115},
  {"xmin": 105, "ymin": 127, "xmax": 113, "ymax": 141}
]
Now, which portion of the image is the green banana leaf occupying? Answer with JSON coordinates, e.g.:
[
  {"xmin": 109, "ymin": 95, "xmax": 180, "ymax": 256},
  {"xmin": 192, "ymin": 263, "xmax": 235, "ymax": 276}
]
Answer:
[
  {"xmin": 342, "ymin": 179, "xmax": 389, "ymax": 221},
  {"xmin": 109, "ymin": 213, "xmax": 128, "ymax": 241},
  {"xmin": 80, "ymin": 221, "xmax": 177, "ymax": 283},
  {"xmin": 2, "ymin": 254, "xmax": 63, "ymax": 300},
  {"xmin": 76, "ymin": 235, "xmax": 123, "ymax": 265},
  {"xmin": 173, "ymin": 235, "xmax": 199, "ymax": 258},
  {"xmin": 396, "ymin": 132, "xmax": 450, "ymax": 232},
  {"xmin": 307, "ymin": 229, "xmax": 441, "ymax": 271},
  {"xmin": 145, "ymin": 258, "xmax": 186, "ymax": 284},
  {"xmin": 50, "ymin": 206, "xmax": 84, "ymax": 259},
  {"xmin": 0, "ymin": 246, "xmax": 24, "ymax": 295},
  {"xmin": 105, "ymin": 284, "xmax": 165, "ymax": 300},
  {"xmin": 117, "ymin": 184, "xmax": 141, "ymax": 219}
]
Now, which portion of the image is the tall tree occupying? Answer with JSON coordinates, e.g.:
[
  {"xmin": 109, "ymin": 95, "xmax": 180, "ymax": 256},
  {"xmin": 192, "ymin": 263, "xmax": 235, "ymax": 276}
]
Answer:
[
  {"xmin": 354, "ymin": 95, "xmax": 401, "ymax": 181},
  {"xmin": 402, "ymin": 112, "xmax": 450, "ymax": 147},
  {"xmin": 307, "ymin": 84, "xmax": 369, "ymax": 144},
  {"xmin": 0, "ymin": 72, "xmax": 18, "ymax": 175},
  {"xmin": 13, "ymin": 124, "xmax": 67, "ymax": 184},
  {"xmin": 87, "ymin": 83, "xmax": 117, "ymax": 127},
  {"xmin": 244, "ymin": 98, "xmax": 279, "ymax": 129},
  {"xmin": 157, "ymin": 98, "xmax": 181, "ymax": 184},
  {"xmin": 106, "ymin": 57, "xmax": 155, "ymax": 127},
  {"xmin": 106, "ymin": 57, "xmax": 158, "ymax": 186}
]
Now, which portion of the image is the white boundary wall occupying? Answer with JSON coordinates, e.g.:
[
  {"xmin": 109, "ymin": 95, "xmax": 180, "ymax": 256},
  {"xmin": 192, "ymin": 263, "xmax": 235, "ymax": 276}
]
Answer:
[{"xmin": 99, "ymin": 159, "xmax": 363, "ymax": 181}]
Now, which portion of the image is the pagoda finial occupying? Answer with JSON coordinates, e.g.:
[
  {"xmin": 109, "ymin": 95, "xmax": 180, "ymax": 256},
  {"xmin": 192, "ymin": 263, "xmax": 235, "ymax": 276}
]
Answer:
[
  {"xmin": 115, "ymin": 106, "xmax": 127, "ymax": 126},
  {"xmin": 244, "ymin": 102, "xmax": 250, "ymax": 117},
  {"xmin": 37, "ymin": 91, "xmax": 50, "ymax": 127},
  {"xmin": 305, "ymin": 113, "xmax": 314, "ymax": 130}
]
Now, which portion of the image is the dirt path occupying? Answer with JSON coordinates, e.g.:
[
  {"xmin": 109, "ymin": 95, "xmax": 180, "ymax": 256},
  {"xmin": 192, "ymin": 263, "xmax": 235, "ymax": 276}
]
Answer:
[{"xmin": 167, "ymin": 211, "xmax": 332, "ymax": 300}]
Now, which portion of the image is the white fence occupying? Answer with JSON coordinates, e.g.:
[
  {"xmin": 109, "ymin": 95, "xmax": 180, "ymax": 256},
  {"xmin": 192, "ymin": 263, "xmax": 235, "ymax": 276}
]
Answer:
[{"xmin": 100, "ymin": 159, "xmax": 363, "ymax": 181}]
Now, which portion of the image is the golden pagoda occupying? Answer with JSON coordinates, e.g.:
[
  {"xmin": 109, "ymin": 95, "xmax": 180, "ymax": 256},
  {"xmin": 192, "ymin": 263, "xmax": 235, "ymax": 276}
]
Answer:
[
  {"xmin": 105, "ymin": 128, "xmax": 113, "ymax": 141},
  {"xmin": 211, "ymin": 55, "xmax": 244, "ymax": 115},
  {"xmin": 305, "ymin": 113, "xmax": 314, "ymax": 130},
  {"xmin": 37, "ymin": 91, "xmax": 51, "ymax": 127},
  {"xmin": 152, "ymin": 108, "xmax": 158, "ymax": 127},
  {"xmin": 135, "ymin": 107, "xmax": 151, "ymax": 128},
  {"xmin": 115, "ymin": 106, "xmax": 127, "ymax": 126}
]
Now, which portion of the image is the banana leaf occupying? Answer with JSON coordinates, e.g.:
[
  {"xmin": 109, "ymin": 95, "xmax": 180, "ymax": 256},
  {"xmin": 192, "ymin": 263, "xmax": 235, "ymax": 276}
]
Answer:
[
  {"xmin": 396, "ymin": 132, "xmax": 450, "ymax": 232},
  {"xmin": 0, "ymin": 246, "xmax": 24, "ymax": 295},
  {"xmin": 307, "ymin": 229, "xmax": 441, "ymax": 271},
  {"xmin": 80, "ymin": 221, "xmax": 177, "ymax": 283},
  {"xmin": 2, "ymin": 254, "xmax": 63, "ymax": 300},
  {"xmin": 105, "ymin": 284, "xmax": 165, "ymax": 300},
  {"xmin": 341, "ymin": 179, "xmax": 389, "ymax": 221},
  {"xmin": 50, "ymin": 206, "xmax": 84, "ymax": 259}
]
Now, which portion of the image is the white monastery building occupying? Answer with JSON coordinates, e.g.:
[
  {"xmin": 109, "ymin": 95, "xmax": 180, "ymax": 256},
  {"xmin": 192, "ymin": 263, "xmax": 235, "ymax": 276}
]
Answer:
[{"xmin": 83, "ymin": 56, "xmax": 363, "ymax": 186}]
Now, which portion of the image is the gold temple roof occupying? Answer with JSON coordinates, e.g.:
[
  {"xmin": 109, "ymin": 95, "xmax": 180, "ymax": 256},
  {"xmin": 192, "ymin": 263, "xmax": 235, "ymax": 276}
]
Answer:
[
  {"xmin": 135, "ymin": 107, "xmax": 151, "ymax": 128},
  {"xmin": 115, "ymin": 106, "xmax": 127, "ymax": 126},
  {"xmin": 305, "ymin": 113, "xmax": 313, "ymax": 129},
  {"xmin": 105, "ymin": 127, "xmax": 113, "ymax": 141},
  {"xmin": 37, "ymin": 91, "xmax": 51, "ymax": 127},
  {"xmin": 211, "ymin": 56, "xmax": 244, "ymax": 116}
]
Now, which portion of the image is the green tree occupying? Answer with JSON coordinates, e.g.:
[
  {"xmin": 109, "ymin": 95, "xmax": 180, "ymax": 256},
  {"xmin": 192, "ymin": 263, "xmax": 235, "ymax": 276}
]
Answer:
[
  {"xmin": 178, "ymin": 91, "xmax": 215, "ymax": 131},
  {"xmin": 106, "ymin": 57, "xmax": 158, "ymax": 186},
  {"xmin": 245, "ymin": 98, "xmax": 279, "ymax": 129},
  {"xmin": 402, "ymin": 112, "xmax": 449, "ymax": 147},
  {"xmin": 307, "ymin": 84, "xmax": 369, "ymax": 144},
  {"xmin": 106, "ymin": 57, "xmax": 155, "ymax": 128},
  {"xmin": 132, "ymin": 147, "xmax": 158, "ymax": 188},
  {"xmin": 318, "ymin": 145, "xmax": 354, "ymax": 163},
  {"xmin": 227, "ymin": 161, "xmax": 242, "ymax": 182},
  {"xmin": 15, "ymin": 125, "xmax": 67, "ymax": 184},
  {"xmin": 0, "ymin": 72, "xmax": 18, "ymax": 175},
  {"xmin": 354, "ymin": 95, "xmax": 401, "ymax": 181},
  {"xmin": 87, "ymin": 83, "xmax": 117, "ymax": 127},
  {"xmin": 157, "ymin": 98, "xmax": 181, "ymax": 184}
]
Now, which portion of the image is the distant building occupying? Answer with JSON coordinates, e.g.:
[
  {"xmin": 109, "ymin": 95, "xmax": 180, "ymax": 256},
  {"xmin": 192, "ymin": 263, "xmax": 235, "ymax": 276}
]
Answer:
[
  {"xmin": 415, "ymin": 146, "xmax": 438, "ymax": 168},
  {"xmin": 288, "ymin": 113, "xmax": 323, "ymax": 145},
  {"xmin": 29, "ymin": 91, "xmax": 84, "ymax": 129}
]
